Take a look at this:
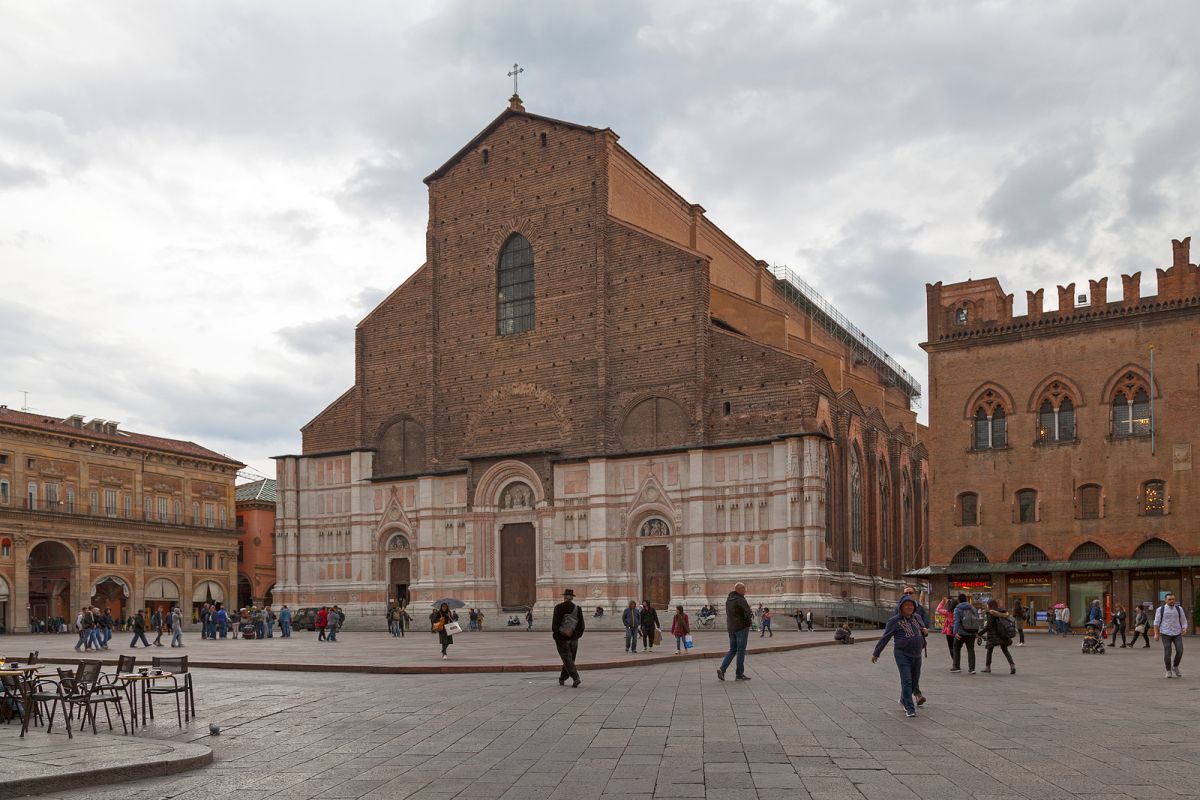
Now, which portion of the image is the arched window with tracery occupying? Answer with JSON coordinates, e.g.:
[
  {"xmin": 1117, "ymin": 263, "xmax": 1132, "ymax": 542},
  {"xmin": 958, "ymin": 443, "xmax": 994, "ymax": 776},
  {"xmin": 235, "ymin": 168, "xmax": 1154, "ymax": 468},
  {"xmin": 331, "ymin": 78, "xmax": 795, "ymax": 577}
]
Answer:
[
  {"xmin": 497, "ymin": 233, "xmax": 535, "ymax": 335},
  {"xmin": 1036, "ymin": 381, "xmax": 1076, "ymax": 443},
  {"xmin": 971, "ymin": 388, "xmax": 1007, "ymax": 450},
  {"xmin": 1111, "ymin": 372, "xmax": 1151, "ymax": 437},
  {"xmin": 849, "ymin": 447, "xmax": 863, "ymax": 564}
]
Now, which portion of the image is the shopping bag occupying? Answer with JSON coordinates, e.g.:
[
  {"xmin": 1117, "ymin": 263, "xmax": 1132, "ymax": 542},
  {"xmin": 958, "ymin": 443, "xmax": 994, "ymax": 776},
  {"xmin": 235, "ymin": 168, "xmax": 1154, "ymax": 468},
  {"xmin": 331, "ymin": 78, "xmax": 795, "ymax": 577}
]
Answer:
[
  {"xmin": 652, "ymin": 627, "xmax": 662, "ymax": 646},
  {"xmin": 444, "ymin": 621, "xmax": 463, "ymax": 635},
  {"xmin": 684, "ymin": 634, "xmax": 694, "ymax": 650}
]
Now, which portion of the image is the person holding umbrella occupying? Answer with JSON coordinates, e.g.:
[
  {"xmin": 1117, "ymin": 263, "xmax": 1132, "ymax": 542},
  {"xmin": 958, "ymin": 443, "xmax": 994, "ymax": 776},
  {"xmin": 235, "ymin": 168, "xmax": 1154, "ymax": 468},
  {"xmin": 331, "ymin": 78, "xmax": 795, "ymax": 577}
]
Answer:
[{"xmin": 435, "ymin": 601, "xmax": 456, "ymax": 659}]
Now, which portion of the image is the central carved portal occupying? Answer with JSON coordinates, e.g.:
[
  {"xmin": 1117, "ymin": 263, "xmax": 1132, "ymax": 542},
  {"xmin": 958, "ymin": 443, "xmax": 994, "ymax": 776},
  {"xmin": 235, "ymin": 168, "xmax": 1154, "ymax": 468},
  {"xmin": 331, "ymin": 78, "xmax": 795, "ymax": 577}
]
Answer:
[
  {"xmin": 641, "ymin": 545, "xmax": 670, "ymax": 610},
  {"xmin": 500, "ymin": 523, "xmax": 536, "ymax": 610}
]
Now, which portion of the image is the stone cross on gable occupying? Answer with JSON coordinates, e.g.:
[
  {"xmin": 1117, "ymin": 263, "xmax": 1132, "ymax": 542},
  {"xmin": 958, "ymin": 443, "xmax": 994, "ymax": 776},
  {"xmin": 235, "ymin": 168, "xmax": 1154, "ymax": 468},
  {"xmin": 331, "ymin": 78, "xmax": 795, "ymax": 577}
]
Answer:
[{"xmin": 507, "ymin": 63, "xmax": 524, "ymax": 96}]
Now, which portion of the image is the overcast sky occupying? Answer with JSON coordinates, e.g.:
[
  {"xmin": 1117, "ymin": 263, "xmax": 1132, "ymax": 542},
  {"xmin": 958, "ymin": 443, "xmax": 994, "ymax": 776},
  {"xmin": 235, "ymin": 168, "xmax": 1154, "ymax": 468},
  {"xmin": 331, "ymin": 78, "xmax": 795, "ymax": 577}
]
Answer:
[{"xmin": 3, "ymin": 1, "xmax": 1198, "ymax": 478}]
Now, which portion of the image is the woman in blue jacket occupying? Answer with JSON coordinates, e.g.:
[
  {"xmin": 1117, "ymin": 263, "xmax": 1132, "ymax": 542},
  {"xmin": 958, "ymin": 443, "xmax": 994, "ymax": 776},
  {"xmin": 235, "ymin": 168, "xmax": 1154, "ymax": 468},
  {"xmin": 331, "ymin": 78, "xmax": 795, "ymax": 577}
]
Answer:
[{"xmin": 871, "ymin": 595, "xmax": 926, "ymax": 717}]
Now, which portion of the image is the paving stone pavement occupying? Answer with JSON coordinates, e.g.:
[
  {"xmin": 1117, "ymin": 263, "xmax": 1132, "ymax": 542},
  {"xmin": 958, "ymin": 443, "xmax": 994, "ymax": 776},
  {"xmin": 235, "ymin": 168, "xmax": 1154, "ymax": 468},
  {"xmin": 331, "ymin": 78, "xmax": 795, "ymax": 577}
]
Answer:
[{"xmin": 18, "ymin": 635, "xmax": 1200, "ymax": 800}]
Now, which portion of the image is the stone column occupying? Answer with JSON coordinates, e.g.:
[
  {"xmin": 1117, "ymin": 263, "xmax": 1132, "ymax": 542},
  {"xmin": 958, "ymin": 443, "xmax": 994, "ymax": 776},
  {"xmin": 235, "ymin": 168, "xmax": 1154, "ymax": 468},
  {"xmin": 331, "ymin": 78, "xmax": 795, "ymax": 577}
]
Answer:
[
  {"xmin": 131, "ymin": 544, "xmax": 147, "ymax": 615},
  {"xmin": 13, "ymin": 534, "xmax": 29, "ymax": 633},
  {"xmin": 74, "ymin": 539, "xmax": 94, "ymax": 614},
  {"xmin": 182, "ymin": 549, "xmax": 195, "ymax": 618},
  {"xmin": 227, "ymin": 549, "xmax": 238, "ymax": 610},
  {"xmin": 800, "ymin": 437, "xmax": 827, "ymax": 569}
]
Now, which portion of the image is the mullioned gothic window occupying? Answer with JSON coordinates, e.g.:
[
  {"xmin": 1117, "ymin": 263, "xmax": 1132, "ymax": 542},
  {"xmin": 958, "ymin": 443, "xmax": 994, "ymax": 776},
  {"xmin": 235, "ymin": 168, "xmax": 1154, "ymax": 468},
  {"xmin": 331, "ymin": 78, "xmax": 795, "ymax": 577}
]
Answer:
[
  {"xmin": 849, "ymin": 447, "xmax": 863, "ymax": 564},
  {"xmin": 497, "ymin": 234, "xmax": 535, "ymax": 335},
  {"xmin": 1112, "ymin": 372, "xmax": 1151, "ymax": 437},
  {"xmin": 1036, "ymin": 381, "xmax": 1076, "ymax": 443},
  {"xmin": 971, "ymin": 389, "xmax": 1007, "ymax": 450}
]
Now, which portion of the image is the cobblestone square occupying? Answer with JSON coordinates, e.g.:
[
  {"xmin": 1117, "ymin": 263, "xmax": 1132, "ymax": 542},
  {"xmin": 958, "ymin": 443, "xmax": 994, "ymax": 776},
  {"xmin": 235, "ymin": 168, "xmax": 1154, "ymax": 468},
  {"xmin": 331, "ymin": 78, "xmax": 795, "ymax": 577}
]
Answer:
[{"xmin": 11, "ymin": 633, "xmax": 1198, "ymax": 799}]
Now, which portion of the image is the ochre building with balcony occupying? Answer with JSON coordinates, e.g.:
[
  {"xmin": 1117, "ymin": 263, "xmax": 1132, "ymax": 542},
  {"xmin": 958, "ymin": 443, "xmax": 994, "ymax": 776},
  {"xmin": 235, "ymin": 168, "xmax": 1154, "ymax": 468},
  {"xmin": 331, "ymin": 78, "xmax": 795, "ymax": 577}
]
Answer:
[
  {"xmin": 0, "ymin": 406, "xmax": 244, "ymax": 632},
  {"xmin": 919, "ymin": 238, "xmax": 1200, "ymax": 627}
]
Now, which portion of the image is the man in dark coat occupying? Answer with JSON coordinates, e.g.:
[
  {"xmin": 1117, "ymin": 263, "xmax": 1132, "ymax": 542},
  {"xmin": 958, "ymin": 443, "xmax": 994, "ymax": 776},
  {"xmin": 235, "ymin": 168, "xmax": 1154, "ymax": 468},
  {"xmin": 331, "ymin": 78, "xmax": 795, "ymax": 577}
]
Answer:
[
  {"xmin": 717, "ymin": 582, "xmax": 753, "ymax": 681},
  {"xmin": 552, "ymin": 588, "xmax": 585, "ymax": 687}
]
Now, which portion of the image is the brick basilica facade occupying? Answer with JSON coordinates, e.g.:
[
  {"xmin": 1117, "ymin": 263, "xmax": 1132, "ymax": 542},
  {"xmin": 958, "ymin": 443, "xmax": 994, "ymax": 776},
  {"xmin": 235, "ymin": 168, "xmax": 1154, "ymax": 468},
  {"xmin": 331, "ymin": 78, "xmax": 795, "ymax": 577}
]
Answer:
[
  {"xmin": 273, "ymin": 97, "xmax": 928, "ymax": 620},
  {"xmin": 920, "ymin": 238, "xmax": 1200, "ymax": 626}
]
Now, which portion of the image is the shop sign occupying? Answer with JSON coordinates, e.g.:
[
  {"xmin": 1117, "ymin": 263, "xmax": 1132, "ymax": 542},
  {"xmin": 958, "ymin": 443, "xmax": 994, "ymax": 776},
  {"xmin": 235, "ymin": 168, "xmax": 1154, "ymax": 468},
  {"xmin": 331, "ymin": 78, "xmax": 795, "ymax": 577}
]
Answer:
[
  {"xmin": 950, "ymin": 579, "xmax": 992, "ymax": 588},
  {"xmin": 1132, "ymin": 569, "xmax": 1181, "ymax": 579},
  {"xmin": 1006, "ymin": 573, "xmax": 1051, "ymax": 586},
  {"xmin": 1069, "ymin": 571, "xmax": 1111, "ymax": 581}
]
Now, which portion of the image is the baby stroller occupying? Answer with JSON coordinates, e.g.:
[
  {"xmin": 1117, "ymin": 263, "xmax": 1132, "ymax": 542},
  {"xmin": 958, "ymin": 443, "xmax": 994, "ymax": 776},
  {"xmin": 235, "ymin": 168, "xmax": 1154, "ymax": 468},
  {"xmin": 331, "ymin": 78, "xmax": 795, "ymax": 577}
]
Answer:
[
  {"xmin": 1081, "ymin": 620, "xmax": 1105, "ymax": 654},
  {"xmin": 240, "ymin": 622, "xmax": 257, "ymax": 640}
]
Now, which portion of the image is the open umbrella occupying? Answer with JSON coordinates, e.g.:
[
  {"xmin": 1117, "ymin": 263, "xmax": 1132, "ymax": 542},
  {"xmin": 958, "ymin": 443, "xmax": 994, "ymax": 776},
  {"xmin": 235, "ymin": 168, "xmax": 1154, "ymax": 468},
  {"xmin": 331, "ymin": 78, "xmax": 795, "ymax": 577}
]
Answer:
[
  {"xmin": 430, "ymin": 598, "xmax": 466, "ymax": 609},
  {"xmin": 1053, "ymin": 603, "xmax": 1066, "ymax": 609}
]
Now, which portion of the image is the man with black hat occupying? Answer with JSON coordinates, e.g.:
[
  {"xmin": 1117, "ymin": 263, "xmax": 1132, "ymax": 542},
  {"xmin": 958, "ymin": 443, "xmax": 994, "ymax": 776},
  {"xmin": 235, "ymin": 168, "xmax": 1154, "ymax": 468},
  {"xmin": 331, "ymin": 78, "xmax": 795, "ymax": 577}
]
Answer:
[{"xmin": 552, "ymin": 588, "xmax": 585, "ymax": 687}]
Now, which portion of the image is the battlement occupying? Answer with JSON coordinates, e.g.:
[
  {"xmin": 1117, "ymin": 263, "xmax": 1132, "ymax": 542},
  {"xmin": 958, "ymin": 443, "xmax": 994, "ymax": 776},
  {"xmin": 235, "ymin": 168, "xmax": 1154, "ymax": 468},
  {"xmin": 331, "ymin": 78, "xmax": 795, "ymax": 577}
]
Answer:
[{"xmin": 924, "ymin": 237, "xmax": 1200, "ymax": 345}]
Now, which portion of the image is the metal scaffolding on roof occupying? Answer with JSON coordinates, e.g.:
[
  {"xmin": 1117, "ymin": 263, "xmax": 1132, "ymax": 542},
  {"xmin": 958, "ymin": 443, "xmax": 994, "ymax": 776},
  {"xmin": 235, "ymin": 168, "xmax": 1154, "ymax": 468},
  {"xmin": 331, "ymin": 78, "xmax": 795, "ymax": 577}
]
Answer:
[{"xmin": 767, "ymin": 264, "xmax": 922, "ymax": 403}]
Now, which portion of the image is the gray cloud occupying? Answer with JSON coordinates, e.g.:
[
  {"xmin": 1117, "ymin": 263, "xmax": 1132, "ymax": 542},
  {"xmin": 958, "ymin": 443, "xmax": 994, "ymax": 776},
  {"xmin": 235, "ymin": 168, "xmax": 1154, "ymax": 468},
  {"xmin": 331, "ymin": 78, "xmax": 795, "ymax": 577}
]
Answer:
[
  {"xmin": 0, "ymin": 159, "xmax": 45, "ymax": 189},
  {"xmin": 982, "ymin": 140, "xmax": 1099, "ymax": 249}
]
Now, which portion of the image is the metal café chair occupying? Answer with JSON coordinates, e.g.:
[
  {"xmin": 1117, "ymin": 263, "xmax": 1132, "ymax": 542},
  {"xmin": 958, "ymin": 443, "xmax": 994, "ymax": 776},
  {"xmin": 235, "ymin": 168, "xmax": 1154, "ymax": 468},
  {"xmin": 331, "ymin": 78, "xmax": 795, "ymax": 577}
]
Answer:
[
  {"xmin": 147, "ymin": 655, "xmax": 194, "ymax": 725},
  {"xmin": 2, "ymin": 670, "xmax": 74, "ymax": 738},
  {"xmin": 62, "ymin": 661, "xmax": 127, "ymax": 735}
]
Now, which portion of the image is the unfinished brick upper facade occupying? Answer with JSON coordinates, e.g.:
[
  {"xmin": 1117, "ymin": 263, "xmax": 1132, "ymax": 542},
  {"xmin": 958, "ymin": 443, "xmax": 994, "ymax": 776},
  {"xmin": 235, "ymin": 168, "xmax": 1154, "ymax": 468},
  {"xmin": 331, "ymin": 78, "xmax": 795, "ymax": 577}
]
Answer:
[
  {"xmin": 922, "ymin": 238, "xmax": 1200, "ymax": 623},
  {"xmin": 275, "ymin": 99, "xmax": 928, "ymax": 620}
]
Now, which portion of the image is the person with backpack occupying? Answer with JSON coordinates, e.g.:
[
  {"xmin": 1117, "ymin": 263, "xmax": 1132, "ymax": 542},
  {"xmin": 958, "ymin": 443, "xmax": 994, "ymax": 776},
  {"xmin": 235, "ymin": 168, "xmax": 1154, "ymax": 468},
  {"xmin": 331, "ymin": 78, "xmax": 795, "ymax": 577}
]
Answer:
[
  {"xmin": 552, "ymin": 588, "xmax": 585, "ymax": 687},
  {"xmin": 980, "ymin": 599, "xmax": 1016, "ymax": 674},
  {"xmin": 951, "ymin": 594, "xmax": 980, "ymax": 674},
  {"xmin": 871, "ymin": 594, "xmax": 926, "ymax": 717},
  {"xmin": 130, "ymin": 609, "xmax": 151, "ymax": 648},
  {"xmin": 1154, "ymin": 593, "xmax": 1188, "ymax": 678}
]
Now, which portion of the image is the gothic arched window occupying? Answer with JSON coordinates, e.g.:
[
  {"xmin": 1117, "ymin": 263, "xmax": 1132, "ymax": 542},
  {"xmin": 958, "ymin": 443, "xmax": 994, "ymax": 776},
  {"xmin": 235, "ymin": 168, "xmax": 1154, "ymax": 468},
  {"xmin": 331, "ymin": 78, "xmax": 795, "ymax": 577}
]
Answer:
[
  {"xmin": 824, "ymin": 443, "xmax": 835, "ymax": 558},
  {"xmin": 849, "ymin": 447, "xmax": 863, "ymax": 563},
  {"xmin": 879, "ymin": 472, "xmax": 890, "ymax": 567},
  {"xmin": 1037, "ymin": 383, "xmax": 1076, "ymax": 443},
  {"xmin": 497, "ymin": 233, "xmax": 535, "ymax": 335}
]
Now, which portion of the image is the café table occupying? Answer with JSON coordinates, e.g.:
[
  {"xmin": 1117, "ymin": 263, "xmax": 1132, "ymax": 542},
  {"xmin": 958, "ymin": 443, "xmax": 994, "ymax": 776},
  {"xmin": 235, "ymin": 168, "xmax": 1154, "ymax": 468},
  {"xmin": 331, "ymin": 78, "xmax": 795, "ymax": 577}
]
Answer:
[
  {"xmin": 0, "ymin": 665, "xmax": 47, "ymax": 734},
  {"xmin": 114, "ymin": 671, "xmax": 174, "ymax": 731}
]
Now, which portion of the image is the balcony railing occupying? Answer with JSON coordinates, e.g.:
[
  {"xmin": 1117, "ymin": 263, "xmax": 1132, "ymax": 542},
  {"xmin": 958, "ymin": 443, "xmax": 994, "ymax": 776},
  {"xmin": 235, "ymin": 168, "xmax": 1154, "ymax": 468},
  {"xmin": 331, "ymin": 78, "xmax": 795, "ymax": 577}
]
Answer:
[{"xmin": 2, "ymin": 498, "xmax": 235, "ymax": 531}]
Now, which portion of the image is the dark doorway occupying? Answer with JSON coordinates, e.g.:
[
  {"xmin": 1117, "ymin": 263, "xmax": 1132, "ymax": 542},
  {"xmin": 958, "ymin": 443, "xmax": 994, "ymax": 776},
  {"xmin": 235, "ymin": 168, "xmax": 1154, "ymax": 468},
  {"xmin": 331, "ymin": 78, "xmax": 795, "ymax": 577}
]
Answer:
[
  {"xmin": 642, "ymin": 545, "xmax": 671, "ymax": 610},
  {"xmin": 237, "ymin": 574, "xmax": 252, "ymax": 609},
  {"xmin": 28, "ymin": 540, "xmax": 74, "ymax": 625},
  {"xmin": 389, "ymin": 558, "xmax": 410, "ymax": 605},
  {"xmin": 500, "ymin": 523, "xmax": 536, "ymax": 611}
]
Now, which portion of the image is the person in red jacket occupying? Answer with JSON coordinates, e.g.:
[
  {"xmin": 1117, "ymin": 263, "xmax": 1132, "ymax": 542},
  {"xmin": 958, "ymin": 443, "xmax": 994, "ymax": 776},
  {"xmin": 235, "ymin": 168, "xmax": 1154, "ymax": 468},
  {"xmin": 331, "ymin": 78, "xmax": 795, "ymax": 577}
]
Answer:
[
  {"xmin": 316, "ymin": 607, "xmax": 329, "ymax": 642},
  {"xmin": 671, "ymin": 605, "xmax": 690, "ymax": 654}
]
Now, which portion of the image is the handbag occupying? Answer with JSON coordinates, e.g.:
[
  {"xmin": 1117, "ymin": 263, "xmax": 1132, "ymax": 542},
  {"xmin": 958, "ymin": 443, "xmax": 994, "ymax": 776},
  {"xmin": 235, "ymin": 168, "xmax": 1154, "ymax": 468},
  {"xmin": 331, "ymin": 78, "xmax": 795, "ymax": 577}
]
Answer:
[
  {"xmin": 684, "ymin": 634, "xmax": 694, "ymax": 650},
  {"xmin": 444, "ymin": 621, "xmax": 463, "ymax": 635},
  {"xmin": 1134, "ymin": 624, "xmax": 1146, "ymax": 634},
  {"xmin": 433, "ymin": 619, "xmax": 445, "ymax": 632}
]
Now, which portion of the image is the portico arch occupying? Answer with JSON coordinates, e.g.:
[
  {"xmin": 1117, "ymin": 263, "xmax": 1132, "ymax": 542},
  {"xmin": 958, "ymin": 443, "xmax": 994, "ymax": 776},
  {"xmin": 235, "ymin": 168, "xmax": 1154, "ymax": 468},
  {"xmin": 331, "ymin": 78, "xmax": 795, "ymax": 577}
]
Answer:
[{"xmin": 28, "ymin": 540, "xmax": 75, "ymax": 625}]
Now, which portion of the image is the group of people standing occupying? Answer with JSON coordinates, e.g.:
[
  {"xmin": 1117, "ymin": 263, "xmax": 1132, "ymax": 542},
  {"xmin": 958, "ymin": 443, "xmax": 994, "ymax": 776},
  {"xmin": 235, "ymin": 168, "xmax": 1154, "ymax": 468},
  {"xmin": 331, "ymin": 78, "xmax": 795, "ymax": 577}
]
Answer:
[
  {"xmin": 197, "ymin": 603, "xmax": 294, "ymax": 640},
  {"xmin": 621, "ymin": 600, "xmax": 662, "ymax": 652}
]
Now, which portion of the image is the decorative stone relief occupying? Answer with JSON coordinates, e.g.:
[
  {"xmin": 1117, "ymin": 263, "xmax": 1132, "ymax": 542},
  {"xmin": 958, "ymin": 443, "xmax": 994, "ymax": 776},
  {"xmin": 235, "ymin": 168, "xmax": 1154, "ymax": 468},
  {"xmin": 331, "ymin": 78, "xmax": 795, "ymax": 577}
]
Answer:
[
  {"xmin": 639, "ymin": 519, "xmax": 669, "ymax": 537},
  {"xmin": 500, "ymin": 482, "xmax": 534, "ymax": 509}
]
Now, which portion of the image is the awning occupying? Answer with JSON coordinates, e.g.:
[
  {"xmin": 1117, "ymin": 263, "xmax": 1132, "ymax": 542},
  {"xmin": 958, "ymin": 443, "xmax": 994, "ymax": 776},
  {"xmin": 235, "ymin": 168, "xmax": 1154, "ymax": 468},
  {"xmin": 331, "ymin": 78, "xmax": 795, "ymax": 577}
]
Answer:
[
  {"xmin": 90, "ymin": 575, "xmax": 131, "ymax": 597},
  {"xmin": 192, "ymin": 580, "xmax": 224, "ymax": 603},
  {"xmin": 145, "ymin": 577, "xmax": 181, "ymax": 600},
  {"xmin": 912, "ymin": 556, "xmax": 1200, "ymax": 577}
]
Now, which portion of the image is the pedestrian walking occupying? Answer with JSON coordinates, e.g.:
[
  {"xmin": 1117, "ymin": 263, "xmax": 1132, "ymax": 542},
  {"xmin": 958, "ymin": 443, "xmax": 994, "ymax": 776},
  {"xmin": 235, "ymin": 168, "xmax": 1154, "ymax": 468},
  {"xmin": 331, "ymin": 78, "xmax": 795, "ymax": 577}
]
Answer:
[
  {"xmin": 316, "ymin": 606, "xmax": 328, "ymax": 641},
  {"xmin": 327, "ymin": 606, "xmax": 342, "ymax": 642},
  {"xmin": 1110, "ymin": 604, "xmax": 1128, "ymax": 648},
  {"xmin": 951, "ymin": 594, "xmax": 979, "ymax": 674},
  {"xmin": 717, "ymin": 582, "xmax": 752, "ymax": 681},
  {"xmin": 476, "ymin": 609, "xmax": 485, "ymax": 632},
  {"xmin": 671, "ymin": 605, "xmax": 690, "ymax": 653},
  {"xmin": 622, "ymin": 601, "xmax": 641, "ymax": 653},
  {"xmin": 793, "ymin": 608, "xmax": 804, "ymax": 631},
  {"xmin": 980, "ymin": 599, "xmax": 1016, "ymax": 674},
  {"xmin": 170, "ymin": 606, "xmax": 184, "ymax": 647},
  {"xmin": 130, "ymin": 610, "xmax": 151, "ymax": 648},
  {"xmin": 936, "ymin": 596, "xmax": 957, "ymax": 659},
  {"xmin": 760, "ymin": 608, "xmax": 773, "ymax": 637},
  {"xmin": 552, "ymin": 588, "xmax": 585, "ymax": 687},
  {"xmin": 1061, "ymin": 604, "xmax": 1073, "ymax": 635},
  {"xmin": 525, "ymin": 609, "xmax": 534, "ymax": 631},
  {"xmin": 73, "ymin": 607, "xmax": 91, "ymax": 652},
  {"xmin": 901, "ymin": 586, "xmax": 932, "ymax": 631},
  {"xmin": 151, "ymin": 608, "xmax": 165, "ymax": 647},
  {"xmin": 871, "ymin": 594, "xmax": 925, "ymax": 717},
  {"xmin": 390, "ymin": 603, "xmax": 405, "ymax": 637},
  {"xmin": 1154, "ymin": 593, "xmax": 1188, "ymax": 678},
  {"xmin": 1011, "ymin": 599, "xmax": 1026, "ymax": 645},
  {"xmin": 640, "ymin": 601, "xmax": 659, "ymax": 651},
  {"xmin": 434, "ymin": 602, "xmax": 455, "ymax": 659},
  {"xmin": 805, "ymin": 609, "xmax": 814, "ymax": 631},
  {"xmin": 1131, "ymin": 604, "xmax": 1152, "ymax": 648}
]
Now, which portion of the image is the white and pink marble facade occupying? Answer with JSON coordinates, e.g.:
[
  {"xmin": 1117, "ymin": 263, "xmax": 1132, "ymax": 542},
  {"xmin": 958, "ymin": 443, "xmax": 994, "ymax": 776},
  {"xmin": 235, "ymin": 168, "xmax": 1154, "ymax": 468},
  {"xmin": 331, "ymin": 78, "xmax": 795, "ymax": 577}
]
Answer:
[{"xmin": 273, "ymin": 436, "xmax": 904, "ymax": 618}]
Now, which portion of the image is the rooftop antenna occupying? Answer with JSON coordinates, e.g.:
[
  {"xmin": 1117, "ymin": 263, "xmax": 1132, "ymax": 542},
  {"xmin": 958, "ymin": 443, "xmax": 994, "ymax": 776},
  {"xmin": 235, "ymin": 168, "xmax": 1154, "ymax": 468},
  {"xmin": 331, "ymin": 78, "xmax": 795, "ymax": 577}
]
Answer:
[{"xmin": 19, "ymin": 391, "xmax": 30, "ymax": 412}]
